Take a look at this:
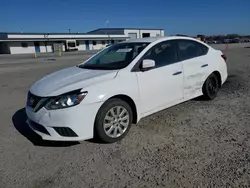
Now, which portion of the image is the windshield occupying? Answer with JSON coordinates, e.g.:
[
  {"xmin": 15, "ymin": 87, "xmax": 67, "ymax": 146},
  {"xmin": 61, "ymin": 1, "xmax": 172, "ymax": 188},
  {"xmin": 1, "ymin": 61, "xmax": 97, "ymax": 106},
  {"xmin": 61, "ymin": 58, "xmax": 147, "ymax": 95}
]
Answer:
[
  {"xmin": 68, "ymin": 42, "xmax": 76, "ymax": 47},
  {"xmin": 78, "ymin": 42, "xmax": 149, "ymax": 70}
]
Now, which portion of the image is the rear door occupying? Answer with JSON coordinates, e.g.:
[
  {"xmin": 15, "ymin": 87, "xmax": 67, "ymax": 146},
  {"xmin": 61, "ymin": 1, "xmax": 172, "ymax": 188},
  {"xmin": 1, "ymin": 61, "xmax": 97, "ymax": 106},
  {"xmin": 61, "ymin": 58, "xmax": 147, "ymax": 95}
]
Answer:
[{"xmin": 176, "ymin": 39, "xmax": 209, "ymax": 99}]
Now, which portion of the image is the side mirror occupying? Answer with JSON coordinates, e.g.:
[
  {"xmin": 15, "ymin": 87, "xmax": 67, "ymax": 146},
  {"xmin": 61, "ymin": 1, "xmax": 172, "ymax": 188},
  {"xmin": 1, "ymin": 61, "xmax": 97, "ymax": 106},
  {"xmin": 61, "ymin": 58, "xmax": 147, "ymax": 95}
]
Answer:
[{"xmin": 141, "ymin": 59, "xmax": 155, "ymax": 71}]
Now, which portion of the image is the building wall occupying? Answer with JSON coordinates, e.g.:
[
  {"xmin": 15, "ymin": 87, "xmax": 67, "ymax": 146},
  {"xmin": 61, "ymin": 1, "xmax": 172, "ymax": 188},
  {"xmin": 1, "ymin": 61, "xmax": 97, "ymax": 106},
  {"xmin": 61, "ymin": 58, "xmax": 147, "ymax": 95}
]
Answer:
[
  {"xmin": 77, "ymin": 41, "xmax": 86, "ymax": 51},
  {"xmin": 4, "ymin": 29, "xmax": 164, "ymax": 54},
  {"xmin": 38, "ymin": 41, "xmax": 53, "ymax": 53},
  {"xmin": 139, "ymin": 29, "xmax": 162, "ymax": 38},
  {"xmin": 8, "ymin": 41, "xmax": 54, "ymax": 54},
  {"xmin": 9, "ymin": 42, "xmax": 36, "ymax": 54},
  {"xmin": 89, "ymin": 40, "xmax": 105, "ymax": 50},
  {"xmin": 6, "ymin": 39, "xmax": 124, "ymax": 54},
  {"xmin": 46, "ymin": 43, "xmax": 53, "ymax": 52},
  {"xmin": 77, "ymin": 40, "xmax": 108, "ymax": 51},
  {"xmin": 124, "ymin": 29, "xmax": 164, "ymax": 38},
  {"xmin": 124, "ymin": 30, "xmax": 140, "ymax": 39},
  {"xmin": 39, "ymin": 42, "xmax": 46, "ymax": 53},
  {"xmin": 161, "ymin": 30, "xmax": 165, "ymax": 36}
]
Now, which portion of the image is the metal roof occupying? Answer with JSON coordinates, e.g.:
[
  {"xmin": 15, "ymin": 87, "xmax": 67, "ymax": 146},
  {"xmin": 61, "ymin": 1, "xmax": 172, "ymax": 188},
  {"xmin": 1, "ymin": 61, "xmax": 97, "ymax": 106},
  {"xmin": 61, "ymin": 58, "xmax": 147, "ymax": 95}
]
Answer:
[
  {"xmin": 124, "ymin": 36, "xmax": 166, "ymax": 43},
  {"xmin": 123, "ymin": 36, "xmax": 199, "ymax": 43},
  {"xmin": 87, "ymin": 28, "xmax": 124, "ymax": 35},
  {"xmin": 87, "ymin": 28, "xmax": 164, "ymax": 34},
  {"xmin": 0, "ymin": 37, "xmax": 128, "ymax": 42},
  {"xmin": 0, "ymin": 32, "xmax": 86, "ymax": 35},
  {"xmin": 0, "ymin": 32, "xmax": 125, "ymax": 35}
]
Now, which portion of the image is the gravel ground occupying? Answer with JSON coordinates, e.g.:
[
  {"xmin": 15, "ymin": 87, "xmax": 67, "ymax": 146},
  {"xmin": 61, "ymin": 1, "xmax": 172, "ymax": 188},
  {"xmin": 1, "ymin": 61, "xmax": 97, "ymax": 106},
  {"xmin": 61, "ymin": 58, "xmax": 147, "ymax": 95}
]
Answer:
[{"xmin": 0, "ymin": 47, "xmax": 250, "ymax": 188}]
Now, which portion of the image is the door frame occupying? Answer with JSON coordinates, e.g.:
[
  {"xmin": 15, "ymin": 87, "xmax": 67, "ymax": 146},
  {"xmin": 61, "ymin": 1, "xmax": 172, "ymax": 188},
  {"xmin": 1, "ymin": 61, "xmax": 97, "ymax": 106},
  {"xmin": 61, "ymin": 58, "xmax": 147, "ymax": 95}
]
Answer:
[
  {"xmin": 85, "ymin": 40, "xmax": 89, "ymax": 50},
  {"xmin": 132, "ymin": 40, "xmax": 184, "ymax": 115},
  {"xmin": 34, "ymin": 42, "xmax": 40, "ymax": 53},
  {"xmin": 131, "ymin": 39, "xmax": 180, "ymax": 72}
]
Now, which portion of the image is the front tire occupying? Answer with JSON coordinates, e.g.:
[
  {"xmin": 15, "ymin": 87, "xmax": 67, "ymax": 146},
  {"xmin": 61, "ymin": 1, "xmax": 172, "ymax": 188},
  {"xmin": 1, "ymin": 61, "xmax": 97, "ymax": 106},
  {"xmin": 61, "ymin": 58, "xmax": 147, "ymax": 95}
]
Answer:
[
  {"xmin": 202, "ymin": 73, "xmax": 220, "ymax": 100},
  {"xmin": 94, "ymin": 98, "xmax": 133, "ymax": 143}
]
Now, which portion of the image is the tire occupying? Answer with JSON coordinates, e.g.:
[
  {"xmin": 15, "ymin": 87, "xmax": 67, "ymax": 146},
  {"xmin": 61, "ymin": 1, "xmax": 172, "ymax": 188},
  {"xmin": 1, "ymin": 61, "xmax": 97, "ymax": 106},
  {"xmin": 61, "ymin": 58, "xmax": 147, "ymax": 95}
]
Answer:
[
  {"xmin": 202, "ymin": 73, "xmax": 220, "ymax": 100},
  {"xmin": 94, "ymin": 98, "xmax": 133, "ymax": 143}
]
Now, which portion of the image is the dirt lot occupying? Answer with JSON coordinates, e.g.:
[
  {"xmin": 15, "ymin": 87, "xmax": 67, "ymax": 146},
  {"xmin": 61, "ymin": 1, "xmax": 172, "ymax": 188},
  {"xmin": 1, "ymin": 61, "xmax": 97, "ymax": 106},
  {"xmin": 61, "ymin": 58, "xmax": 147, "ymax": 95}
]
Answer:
[{"xmin": 0, "ymin": 47, "xmax": 250, "ymax": 188}]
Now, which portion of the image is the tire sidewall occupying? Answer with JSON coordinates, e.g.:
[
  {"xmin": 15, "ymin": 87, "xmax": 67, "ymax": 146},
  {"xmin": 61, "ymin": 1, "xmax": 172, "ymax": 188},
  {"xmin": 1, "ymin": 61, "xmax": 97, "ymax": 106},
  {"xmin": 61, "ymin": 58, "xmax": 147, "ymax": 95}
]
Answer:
[
  {"xmin": 94, "ymin": 98, "xmax": 133, "ymax": 143},
  {"xmin": 203, "ymin": 73, "xmax": 219, "ymax": 100}
]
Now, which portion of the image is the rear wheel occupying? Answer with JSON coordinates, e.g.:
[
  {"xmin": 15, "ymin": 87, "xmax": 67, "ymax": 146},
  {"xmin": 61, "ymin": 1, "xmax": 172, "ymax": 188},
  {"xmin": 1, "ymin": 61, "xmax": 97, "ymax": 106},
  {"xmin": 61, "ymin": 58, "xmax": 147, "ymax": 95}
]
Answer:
[
  {"xmin": 202, "ymin": 73, "xmax": 220, "ymax": 100},
  {"xmin": 94, "ymin": 98, "xmax": 133, "ymax": 143}
]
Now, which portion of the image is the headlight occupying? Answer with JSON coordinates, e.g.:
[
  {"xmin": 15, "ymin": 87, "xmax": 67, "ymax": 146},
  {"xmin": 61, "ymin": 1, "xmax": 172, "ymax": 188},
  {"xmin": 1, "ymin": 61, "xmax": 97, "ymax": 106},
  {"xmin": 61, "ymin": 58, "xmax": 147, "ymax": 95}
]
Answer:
[{"xmin": 45, "ymin": 90, "xmax": 88, "ymax": 110}]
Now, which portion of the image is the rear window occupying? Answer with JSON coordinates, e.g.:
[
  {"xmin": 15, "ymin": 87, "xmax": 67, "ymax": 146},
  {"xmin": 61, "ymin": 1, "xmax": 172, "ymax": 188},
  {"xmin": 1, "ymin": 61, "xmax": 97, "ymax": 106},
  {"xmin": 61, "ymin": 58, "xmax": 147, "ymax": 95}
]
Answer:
[
  {"xmin": 68, "ymin": 42, "xmax": 76, "ymax": 47},
  {"xmin": 197, "ymin": 42, "xmax": 209, "ymax": 55},
  {"xmin": 177, "ymin": 40, "xmax": 208, "ymax": 61}
]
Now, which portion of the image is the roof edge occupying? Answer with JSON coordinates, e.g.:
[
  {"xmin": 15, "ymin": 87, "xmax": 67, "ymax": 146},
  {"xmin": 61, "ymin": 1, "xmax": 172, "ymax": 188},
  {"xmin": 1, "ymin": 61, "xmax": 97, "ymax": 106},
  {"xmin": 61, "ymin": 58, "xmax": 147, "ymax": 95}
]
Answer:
[
  {"xmin": 87, "ymin": 28, "xmax": 164, "ymax": 33},
  {"xmin": 0, "ymin": 32, "xmax": 128, "ymax": 35}
]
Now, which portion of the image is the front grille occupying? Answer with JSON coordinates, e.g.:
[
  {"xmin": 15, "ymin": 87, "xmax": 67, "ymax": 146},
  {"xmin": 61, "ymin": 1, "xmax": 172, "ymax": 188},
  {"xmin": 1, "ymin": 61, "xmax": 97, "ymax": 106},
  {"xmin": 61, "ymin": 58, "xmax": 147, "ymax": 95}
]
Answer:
[
  {"xmin": 29, "ymin": 120, "xmax": 50, "ymax": 135},
  {"xmin": 53, "ymin": 127, "xmax": 78, "ymax": 137},
  {"xmin": 27, "ymin": 92, "xmax": 47, "ymax": 112}
]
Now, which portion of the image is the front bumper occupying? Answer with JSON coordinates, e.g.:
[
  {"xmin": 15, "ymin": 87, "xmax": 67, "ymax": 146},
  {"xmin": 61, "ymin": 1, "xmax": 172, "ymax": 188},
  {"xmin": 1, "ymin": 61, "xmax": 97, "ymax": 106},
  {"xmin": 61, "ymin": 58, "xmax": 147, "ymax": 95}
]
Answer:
[{"xmin": 25, "ymin": 102, "xmax": 103, "ymax": 141}]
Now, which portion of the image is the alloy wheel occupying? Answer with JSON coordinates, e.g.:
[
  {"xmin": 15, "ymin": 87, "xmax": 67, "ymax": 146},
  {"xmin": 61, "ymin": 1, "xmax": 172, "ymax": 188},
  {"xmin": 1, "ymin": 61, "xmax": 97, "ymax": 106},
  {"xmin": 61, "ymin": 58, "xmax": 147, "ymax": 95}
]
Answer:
[{"xmin": 103, "ymin": 106, "xmax": 130, "ymax": 138}]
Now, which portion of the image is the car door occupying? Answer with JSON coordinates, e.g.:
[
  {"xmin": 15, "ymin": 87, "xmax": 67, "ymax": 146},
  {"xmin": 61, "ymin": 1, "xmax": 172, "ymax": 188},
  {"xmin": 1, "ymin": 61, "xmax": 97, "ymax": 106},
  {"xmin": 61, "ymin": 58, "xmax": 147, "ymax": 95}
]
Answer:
[
  {"xmin": 176, "ymin": 39, "xmax": 209, "ymax": 99},
  {"xmin": 135, "ymin": 40, "xmax": 184, "ymax": 115}
]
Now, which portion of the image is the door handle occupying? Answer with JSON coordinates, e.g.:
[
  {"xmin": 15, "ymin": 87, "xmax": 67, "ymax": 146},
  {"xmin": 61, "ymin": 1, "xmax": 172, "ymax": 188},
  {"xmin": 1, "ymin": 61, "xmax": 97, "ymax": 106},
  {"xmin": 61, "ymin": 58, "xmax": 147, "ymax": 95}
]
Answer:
[
  {"xmin": 201, "ymin": 64, "xmax": 208, "ymax": 68},
  {"xmin": 173, "ymin": 71, "xmax": 182, "ymax": 76}
]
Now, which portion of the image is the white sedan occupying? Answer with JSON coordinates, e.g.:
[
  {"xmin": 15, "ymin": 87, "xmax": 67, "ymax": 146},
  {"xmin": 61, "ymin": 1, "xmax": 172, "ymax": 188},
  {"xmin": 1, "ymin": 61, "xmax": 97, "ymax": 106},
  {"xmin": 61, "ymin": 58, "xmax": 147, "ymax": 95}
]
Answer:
[{"xmin": 26, "ymin": 36, "xmax": 228, "ymax": 143}]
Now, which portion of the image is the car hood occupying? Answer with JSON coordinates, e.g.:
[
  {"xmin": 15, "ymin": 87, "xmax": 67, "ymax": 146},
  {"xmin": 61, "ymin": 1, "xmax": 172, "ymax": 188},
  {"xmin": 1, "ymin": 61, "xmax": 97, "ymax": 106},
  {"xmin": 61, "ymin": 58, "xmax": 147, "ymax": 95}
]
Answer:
[{"xmin": 30, "ymin": 66, "xmax": 118, "ymax": 96}]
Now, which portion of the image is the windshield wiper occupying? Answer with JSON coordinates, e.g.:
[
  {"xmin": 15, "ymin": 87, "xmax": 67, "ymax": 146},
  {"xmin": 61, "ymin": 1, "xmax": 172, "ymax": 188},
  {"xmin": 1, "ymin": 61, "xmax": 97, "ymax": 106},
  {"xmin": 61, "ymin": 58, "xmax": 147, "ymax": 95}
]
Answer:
[
  {"xmin": 78, "ymin": 65, "xmax": 101, "ymax": 70},
  {"xmin": 78, "ymin": 64, "xmax": 117, "ymax": 70}
]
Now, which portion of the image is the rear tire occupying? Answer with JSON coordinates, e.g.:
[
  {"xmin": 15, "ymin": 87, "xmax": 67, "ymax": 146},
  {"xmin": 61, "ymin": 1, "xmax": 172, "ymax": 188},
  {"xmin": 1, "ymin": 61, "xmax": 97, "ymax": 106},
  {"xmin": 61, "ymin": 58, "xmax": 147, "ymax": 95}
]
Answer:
[
  {"xmin": 202, "ymin": 73, "xmax": 220, "ymax": 100},
  {"xmin": 94, "ymin": 98, "xmax": 133, "ymax": 143}
]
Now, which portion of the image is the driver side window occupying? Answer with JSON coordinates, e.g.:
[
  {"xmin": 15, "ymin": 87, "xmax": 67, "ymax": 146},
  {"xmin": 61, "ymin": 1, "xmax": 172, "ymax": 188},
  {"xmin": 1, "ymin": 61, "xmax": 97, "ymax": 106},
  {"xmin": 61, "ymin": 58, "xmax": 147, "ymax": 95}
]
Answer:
[{"xmin": 143, "ymin": 41, "xmax": 178, "ymax": 68}]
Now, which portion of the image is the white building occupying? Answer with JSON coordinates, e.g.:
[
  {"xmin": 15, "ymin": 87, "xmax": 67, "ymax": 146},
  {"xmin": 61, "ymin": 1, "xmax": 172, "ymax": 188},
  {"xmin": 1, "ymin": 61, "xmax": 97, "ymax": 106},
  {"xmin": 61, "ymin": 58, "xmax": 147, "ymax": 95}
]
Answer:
[
  {"xmin": 87, "ymin": 28, "xmax": 164, "ymax": 39},
  {"xmin": 0, "ymin": 28, "xmax": 164, "ymax": 54}
]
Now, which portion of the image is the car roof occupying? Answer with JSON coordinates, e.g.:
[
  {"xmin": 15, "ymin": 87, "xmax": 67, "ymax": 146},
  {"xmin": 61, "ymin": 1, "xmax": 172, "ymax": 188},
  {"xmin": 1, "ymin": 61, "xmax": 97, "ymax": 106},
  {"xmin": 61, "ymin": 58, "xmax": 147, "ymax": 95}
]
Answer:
[{"xmin": 123, "ymin": 36, "xmax": 199, "ymax": 43}]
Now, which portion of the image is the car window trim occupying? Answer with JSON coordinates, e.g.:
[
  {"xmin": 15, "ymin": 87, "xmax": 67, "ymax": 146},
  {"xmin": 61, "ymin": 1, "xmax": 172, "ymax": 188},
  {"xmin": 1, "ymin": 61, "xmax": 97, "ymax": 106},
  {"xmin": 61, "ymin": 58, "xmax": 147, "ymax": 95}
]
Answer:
[
  {"xmin": 131, "ymin": 40, "xmax": 179, "ymax": 72},
  {"xmin": 176, "ymin": 39, "xmax": 209, "ymax": 62}
]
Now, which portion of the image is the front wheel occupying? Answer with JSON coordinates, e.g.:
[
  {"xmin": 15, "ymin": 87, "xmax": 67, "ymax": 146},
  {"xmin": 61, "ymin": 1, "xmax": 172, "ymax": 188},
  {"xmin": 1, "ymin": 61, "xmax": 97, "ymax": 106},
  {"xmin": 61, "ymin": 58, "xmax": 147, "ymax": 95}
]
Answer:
[
  {"xmin": 94, "ymin": 98, "xmax": 133, "ymax": 143},
  {"xmin": 202, "ymin": 73, "xmax": 220, "ymax": 100}
]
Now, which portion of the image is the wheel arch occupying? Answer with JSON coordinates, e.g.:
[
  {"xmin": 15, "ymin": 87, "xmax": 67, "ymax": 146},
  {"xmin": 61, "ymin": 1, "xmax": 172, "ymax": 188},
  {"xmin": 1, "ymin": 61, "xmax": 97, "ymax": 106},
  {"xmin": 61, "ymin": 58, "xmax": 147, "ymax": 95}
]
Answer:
[
  {"xmin": 107, "ymin": 94, "xmax": 138, "ymax": 124},
  {"xmin": 212, "ymin": 70, "xmax": 222, "ymax": 88}
]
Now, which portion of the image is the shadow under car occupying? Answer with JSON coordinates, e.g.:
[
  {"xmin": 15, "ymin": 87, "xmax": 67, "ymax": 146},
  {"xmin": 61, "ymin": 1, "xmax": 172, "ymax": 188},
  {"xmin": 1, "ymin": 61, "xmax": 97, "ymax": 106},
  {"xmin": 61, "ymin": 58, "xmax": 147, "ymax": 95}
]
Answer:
[{"xmin": 12, "ymin": 108, "xmax": 80, "ymax": 147}]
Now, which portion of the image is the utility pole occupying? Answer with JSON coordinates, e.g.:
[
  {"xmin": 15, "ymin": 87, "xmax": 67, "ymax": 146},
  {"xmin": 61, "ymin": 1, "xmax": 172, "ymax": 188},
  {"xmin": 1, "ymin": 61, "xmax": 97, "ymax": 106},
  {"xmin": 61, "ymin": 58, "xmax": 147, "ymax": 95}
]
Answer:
[{"xmin": 105, "ymin": 20, "xmax": 111, "ymax": 44}]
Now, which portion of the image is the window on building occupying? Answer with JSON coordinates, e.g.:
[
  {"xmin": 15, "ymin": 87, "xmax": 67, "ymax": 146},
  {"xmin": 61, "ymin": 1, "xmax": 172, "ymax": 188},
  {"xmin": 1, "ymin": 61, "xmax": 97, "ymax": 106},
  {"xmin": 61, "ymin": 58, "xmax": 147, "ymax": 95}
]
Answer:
[
  {"xmin": 21, "ymin": 43, "xmax": 28, "ymax": 48},
  {"xmin": 68, "ymin": 41, "xmax": 76, "ymax": 48},
  {"xmin": 142, "ymin": 33, "xmax": 150, "ymax": 38},
  {"xmin": 102, "ymin": 41, "xmax": 106, "ymax": 45},
  {"xmin": 128, "ymin": 33, "xmax": 137, "ymax": 39},
  {"xmin": 92, "ymin": 41, "xmax": 97, "ymax": 45},
  {"xmin": 76, "ymin": 41, "xmax": 80, "ymax": 46}
]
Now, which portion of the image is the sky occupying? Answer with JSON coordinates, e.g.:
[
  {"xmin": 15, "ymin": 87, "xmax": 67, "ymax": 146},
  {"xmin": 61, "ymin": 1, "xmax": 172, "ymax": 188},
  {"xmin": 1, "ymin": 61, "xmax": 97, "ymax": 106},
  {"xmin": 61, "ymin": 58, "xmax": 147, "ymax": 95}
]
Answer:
[{"xmin": 0, "ymin": 0, "xmax": 249, "ymax": 36}]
